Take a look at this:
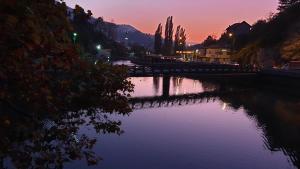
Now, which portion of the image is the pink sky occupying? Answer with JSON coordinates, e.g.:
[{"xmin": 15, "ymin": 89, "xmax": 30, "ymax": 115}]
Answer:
[{"xmin": 65, "ymin": 0, "xmax": 278, "ymax": 43}]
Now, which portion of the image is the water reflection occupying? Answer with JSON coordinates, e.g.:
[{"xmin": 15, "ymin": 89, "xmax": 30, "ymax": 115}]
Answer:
[
  {"xmin": 218, "ymin": 87, "xmax": 300, "ymax": 168},
  {"xmin": 162, "ymin": 76, "xmax": 170, "ymax": 97},
  {"xmin": 153, "ymin": 77, "xmax": 160, "ymax": 95},
  {"xmin": 126, "ymin": 77, "xmax": 300, "ymax": 169},
  {"xmin": 172, "ymin": 77, "xmax": 183, "ymax": 95},
  {"xmin": 0, "ymin": 105, "xmax": 128, "ymax": 169},
  {"xmin": 112, "ymin": 60, "xmax": 136, "ymax": 66},
  {"xmin": 1, "ymin": 76, "xmax": 300, "ymax": 169},
  {"xmin": 130, "ymin": 76, "xmax": 208, "ymax": 98}
]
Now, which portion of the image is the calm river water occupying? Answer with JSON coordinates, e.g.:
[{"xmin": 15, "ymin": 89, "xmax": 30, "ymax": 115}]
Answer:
[
  {"xmin": 2, "ymin": 61, "xmax": 299, "ymax": 169},
  {"xmin": 67, "ymin": 75, "xmax": 300, "ymax": 169}
]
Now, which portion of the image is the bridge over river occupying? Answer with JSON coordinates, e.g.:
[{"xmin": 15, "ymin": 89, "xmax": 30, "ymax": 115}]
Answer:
[
  {"xmin": 128, "ymin": 91, "xmax": 226, "ymax": 110},
  {"xmin": 127, "ymin": 63, "xmax": 259, "ymax": 77}
]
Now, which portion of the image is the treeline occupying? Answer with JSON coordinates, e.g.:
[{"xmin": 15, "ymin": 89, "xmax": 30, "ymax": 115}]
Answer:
[
  {"xmin": 0, "ymin": 1, "xmax": 134, "ymax": 168},
  {"xmin": 154, "ymin": 16, "xmax": 187, "ymax": 55},
  {"xmin": 70, "ymin": 5, "xmax": 128, "ymax": 58},
  {"xmin": 0, "ymin": 0, "xmax": 133, "ymax": 116},
  {"xmin": 233, "ymin": 0, "xmax": 300, "ymax": 66},
  {"xmin": 188, "ymin": 0, "xmax": 300, "ymax": 67}
]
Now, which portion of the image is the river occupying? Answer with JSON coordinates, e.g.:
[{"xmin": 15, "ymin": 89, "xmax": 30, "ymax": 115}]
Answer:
[
  {"xmin": 66, "ymin": 72, "xmax": 300, "ymax": 169},
  {"xmin": 2, "ymin": 61, "xmax": 300, "ymax": 169}
]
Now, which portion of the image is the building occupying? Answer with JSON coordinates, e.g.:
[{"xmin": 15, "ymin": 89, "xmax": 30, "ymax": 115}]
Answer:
[
  {"xmin": 176, "ymin": 45, "xmax": 231, "ymax": 64},
  {"xmin": 175, "ymin": 50, "xmax": 205, "ymax": 62},
  {"xmin": 204, "ymin": 46, "xmax": 231, "ymax": 64},
  {"xmin": 226, "ymin": 21, "xmax": 251, "ymax": 36}
]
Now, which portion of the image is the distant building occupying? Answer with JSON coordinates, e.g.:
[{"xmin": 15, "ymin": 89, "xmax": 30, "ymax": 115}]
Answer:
[
  {"xmin": 226, "ymin": 21, "xmax": 251, "ymax": 36},
  {"xmin": 175, "ymin": 50, "xmax": 205, "ymax": 62},
  {"xmin": 204, "ymin": 46, "xmax": 231, "ymax": 64},
  {"xmin": 176, "ymin": 45, "xmax": 231, "ymax": 64}
]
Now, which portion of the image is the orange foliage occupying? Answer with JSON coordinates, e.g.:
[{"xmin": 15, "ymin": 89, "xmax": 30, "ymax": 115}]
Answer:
[{"xmin": 0, "ymin": 0, "xmax": 133, "ymax": 115}]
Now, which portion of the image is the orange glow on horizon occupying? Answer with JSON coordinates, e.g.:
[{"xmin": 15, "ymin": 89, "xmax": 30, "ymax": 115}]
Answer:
[{"xmin": 65, "ymin": 0, "xmax": 278, "ymax": 43}]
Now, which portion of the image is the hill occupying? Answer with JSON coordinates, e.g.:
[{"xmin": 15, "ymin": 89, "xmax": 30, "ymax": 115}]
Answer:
[
  {"xmin": 68, "ymin": 7, "xmax": 153, "ymax": 50},
  {"xmin": 116, "ymin": 24, "xmax": 154, "ymax": 49},
  {"xmin": 233, "ymin": 4, "xmax": 300, "ymax": 67}
]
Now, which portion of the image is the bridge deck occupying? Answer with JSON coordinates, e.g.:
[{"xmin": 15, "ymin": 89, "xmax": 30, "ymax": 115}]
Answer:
[
  {"xmin": 127, "ymin": 64, "xmax": 259, "ymax": 77},
  {"xmin": 128, "ymin": 91, "xmax": 230, "ymax": 110}
]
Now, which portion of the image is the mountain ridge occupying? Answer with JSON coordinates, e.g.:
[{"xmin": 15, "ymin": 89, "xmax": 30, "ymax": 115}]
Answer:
[{"xmin": 67, "ymin": 7, "xmax": 154, "ymax": 49}]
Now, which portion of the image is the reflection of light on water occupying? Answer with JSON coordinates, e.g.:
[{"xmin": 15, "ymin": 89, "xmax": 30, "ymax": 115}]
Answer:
[
  {"xmin": 173, "ymin": 78, "xmax": 203, "ymax": 95},
  {"xmin": 222, "ymin": 103, "xmax": 227, "ymax": 111},
  {"xmin": 175, "ymin": 78, "xmax": 182, "ymax": 95},
  {"xmin": 176, "ymin": 78, "xmax": 181, "ymax": 86},
  {"xmin": 175, "ymin": 87, "xmax": 179, "ymax": 95}
]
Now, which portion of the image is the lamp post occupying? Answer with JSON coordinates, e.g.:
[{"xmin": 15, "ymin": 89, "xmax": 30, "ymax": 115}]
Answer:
[
  {"xmin": 228, "ymin": 33, "xmax": 235, "ymax": 51},
  {"xmin": 95, "ymin": 44, "xmax": 102, "ymax": 64},
  {"xmin": 125, "ymin": 37, "xmax": 129, "ymax": 47},
  {"xmin": 124, "ymin": 31, "xmax": 129, "ymax": 47},
  {"xmin": 96, "ymin": 44, "xmax": 102, "ymax": 51},
  {"xmin": 73, "ymin": 32, "xmax": 78, "ymax": 44}
]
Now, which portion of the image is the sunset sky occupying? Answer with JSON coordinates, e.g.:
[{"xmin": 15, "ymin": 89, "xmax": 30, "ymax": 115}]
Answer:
[{"xmin": 65, "ymin": 0, "xmax": 278, "ymax": 43}]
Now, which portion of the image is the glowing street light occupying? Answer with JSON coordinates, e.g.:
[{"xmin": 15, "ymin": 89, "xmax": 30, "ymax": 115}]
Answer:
[
  {"xmin": 228, "ymin": 33, "xmax": 235, "ymax": 50},
  {"xmin": 222, "ymin": 103, "xmax": 228, "ymax": 110},
  {"xmin": 124, "ymin": 37, "xmax": 129, "ymax": 47},
  {"xmin": 73, "ymin": 32, "xmax": 78, "ymax": 44},
  {"xmin": 96, "ymin": 44, "xmax": 102, "ymax": 51}
]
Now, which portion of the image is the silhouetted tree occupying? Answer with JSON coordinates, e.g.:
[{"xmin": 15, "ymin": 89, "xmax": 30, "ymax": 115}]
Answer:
[
  {"xmin": 179, "ymin": 27, "xmax": 187, "ymax": 51},
  {"xmin": 71, "ymin": 5, "xmax": 126, "ymax": 57},
  {"xmin": 174, "ymin": 26, "xmax": 187, "ymax": 52},
  {"xmin": 0, "ymin": 1, "xmax": 133, "ymax": 167},
  {"xmin": 130, "ymin": 44, "xmax": 147, "ymax": 57},
  {"xmin": 202, "ymin": 35, "xmax": 217, "ymax": 47},
  {"xmin": 154, "ymin": 24, "xmax": 163, "ymax": 54},
  {"xmin": 278, "ymin": 0, "xmax": 300, "ymax": 11},
  {"xmin": 174, "ymin": 25, "xmax": 181, "ymax": 52},
  {"xmin": 163, "ymin": 16, "xmax": 174, "ymax": 55},
  {"xmin": 233, "ymin": 3, "xmax": 300, "ymax": 65},
  {"xmin": 73, "ymin": 5, "xmax": 93, "ymax": 51},
  {"xmin": 87, "ymin": 10, "xmax": 93, "ymax": 18}
]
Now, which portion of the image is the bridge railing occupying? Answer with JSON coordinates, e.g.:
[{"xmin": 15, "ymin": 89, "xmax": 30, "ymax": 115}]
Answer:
[{"xmin": 127, "ymin": 64, "xmax": 259, "ymax": 76}]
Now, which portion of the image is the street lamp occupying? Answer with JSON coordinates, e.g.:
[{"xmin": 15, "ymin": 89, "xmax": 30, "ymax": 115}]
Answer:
[
  {"xmin": 228, "ymin": 33, "xmax": 235, "ymax": 51},
  {"xmin": 96, "ymin": 44, "xmax": 102, "ymax": 51},
  {"xmin": 73, "ymin": 32, "xmax": 78, "ymax": 44}
]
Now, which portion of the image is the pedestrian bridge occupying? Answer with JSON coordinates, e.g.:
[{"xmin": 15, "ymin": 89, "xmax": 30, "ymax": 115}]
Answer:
[
  {"xmin": 128, "ymin": 91, "xmax": 228, "ymax": 110},
  {"xmin": 127, "ymin": 63, "xmax": 259, "ymax": 77}
]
